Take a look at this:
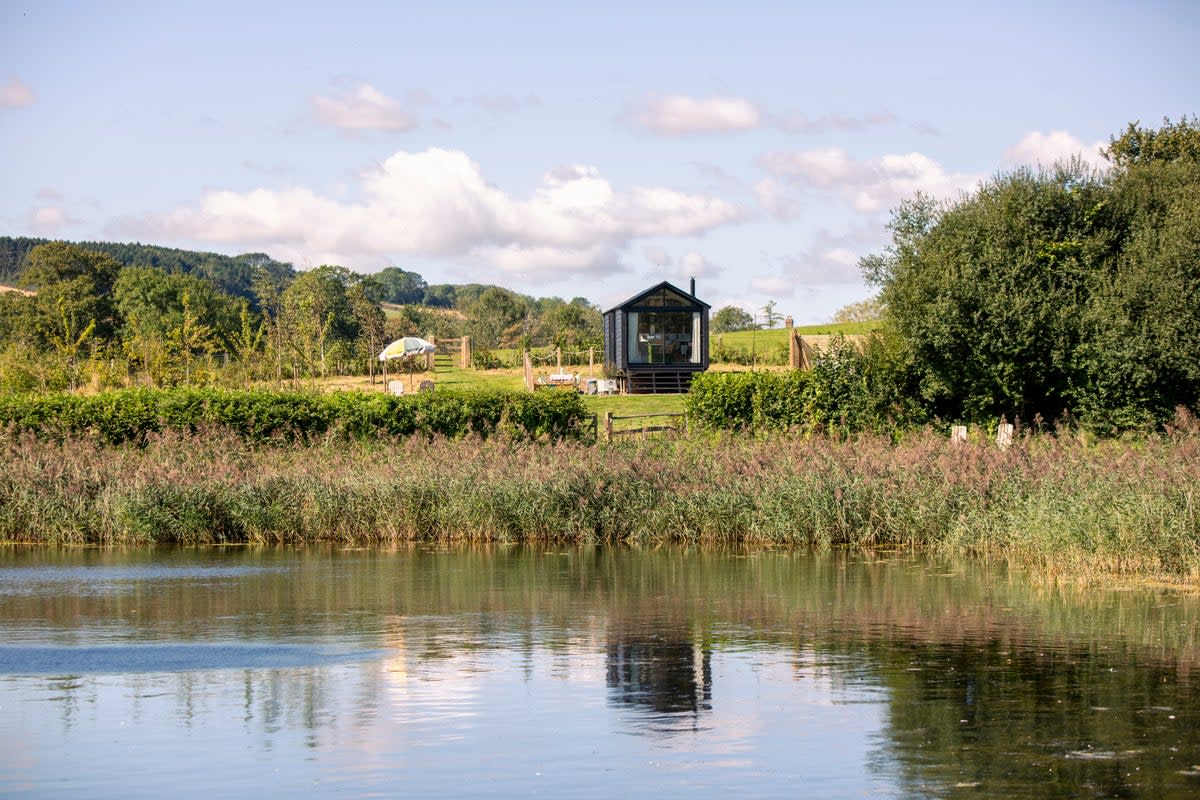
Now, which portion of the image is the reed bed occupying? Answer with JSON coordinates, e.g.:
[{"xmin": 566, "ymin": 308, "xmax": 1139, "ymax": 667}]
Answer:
[{"xmin": 1, "ymin": 417, "xmax": 1198, "ymax": 579}]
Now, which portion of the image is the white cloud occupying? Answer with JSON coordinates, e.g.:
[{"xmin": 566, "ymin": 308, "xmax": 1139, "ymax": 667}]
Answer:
[
  {"xmin": 622, "ymin": 95, "xmax": 763, "ymax": 137},
  {"xmin": 678, "ymin": 251, "xmax": 721, "ymax": 280},
  {"xmin": 643, "ymin": 245, "xmax": 672, "ymax": 267},
  {"xmin": 0, "ymin": 77, "xmax": 34, "ymax": 109},
  {"xmin": 124, "ymin": 148, "xmax": 743, "ymax": 280},
  {"xmin": 1004, "ymin": 130, "xmax": 1107, "ymax": 167},
  {"xmin": 29, "ymin": 206, "xmax": 81, "ymax": 235},
  {"xmin": 754, "ymin": 223, "xmax": 887, "ymax": 290},
  {"xmin": 311, "ymin": 83, "xmax": 417, "ymax": 132},
  {"xmin": 757, "ymin": 147, "xmax": 981, "ymax": 213},
  {"xmin": 750, "ymin": 275, "xmax": 794, "ymax": 297},
  {"xmin": 754, "ymin": 177, "xmax": 804, "ymax": 220},
  {"xmin": 775, "ymin": 110, "xmax": 895, "ymax": 134}
]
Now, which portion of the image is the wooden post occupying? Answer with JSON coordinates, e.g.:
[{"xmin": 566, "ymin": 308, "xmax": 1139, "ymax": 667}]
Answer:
[
  {"xmin": 604, "ymin": 411, "xmax": 613, "ymax": 443},
  {"xmin": 523, "ymin": 351, "xmax": 534, "ymax": 392},
  {"xmin": 589, "ymin": 347, "xmax": 594, "ymax": 376},
  {"xmin": 951, "ymin": 425, "xmax": 967, "ymax": 444},
  {"xmin": 461, "ymin": 336, "xmax": 471, "ymax": 369},
  {"xmin": 790, "ymin": 332, "xmax": 799, "ymax": 369},
  {"xmin": 556, "ymin": 347, "xmax": 562, "ymax": 372},
  {"xmin": 425, "ymin": 335, "xmax": 437, "ymax": 372},
  {"xmin": 996, "ymin": 421, "xmax": 1014, "ymax": 450}
]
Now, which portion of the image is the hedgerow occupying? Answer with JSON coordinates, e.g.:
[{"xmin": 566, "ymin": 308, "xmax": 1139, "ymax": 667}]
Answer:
[{"xmin": 0, "ymin": 386, "xmax": 588, "ymax": 444}]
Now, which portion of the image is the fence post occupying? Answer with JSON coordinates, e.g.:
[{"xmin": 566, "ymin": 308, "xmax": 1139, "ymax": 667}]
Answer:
[
  {"xmin": 556, "ymin": 347, "xmax": 562, "ymax": 372},
  {"xmin": 589, "ymin": 347, "xmax": 594, "ymax": 376},
  {"xmin": 461, "ymin": 336, "xmax": 471, "ymax": 369},
  {"xmin": 523, "ymin": 351, "xmax": 534, "ymax": 392},
  {"xmin": 996, "ymin": 421, "xmax": 1014, "ymax": 450},
  {"xmin": 604, "ymin": 411, "xmax": 613, "ymax": 443},
  {"xmin": 951, "ymin": 425, "xmax": 967, "ymax": 444}
]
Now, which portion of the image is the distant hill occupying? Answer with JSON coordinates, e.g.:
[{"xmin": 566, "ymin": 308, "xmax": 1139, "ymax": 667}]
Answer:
[{"xmin": 0, "ymin": 236, "xmax": 296, "ymax": 301}]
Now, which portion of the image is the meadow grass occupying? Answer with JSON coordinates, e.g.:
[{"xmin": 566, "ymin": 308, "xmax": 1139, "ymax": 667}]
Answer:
[{"xmin": 2, "ymin": 416, "xmax": 1197, "ymax": 581}]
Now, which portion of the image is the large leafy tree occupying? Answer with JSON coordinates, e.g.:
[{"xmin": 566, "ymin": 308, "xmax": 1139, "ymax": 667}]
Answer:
[
  {"xmin": 711, "ymin": 305, "xmax": 756, "ymax": 333},
  {"xmin": 19, "ymin": 242, "xmax": 122, "ymax": 345},
  {"xmin": 862, "ymin": 118, "xmax": 1200, "ymax": 430}
]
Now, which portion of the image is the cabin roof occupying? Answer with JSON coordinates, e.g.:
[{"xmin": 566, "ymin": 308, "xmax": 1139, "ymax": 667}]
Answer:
[{"xmin": 605, "ymin": 281, "xmax": 710, "ymax": 314}]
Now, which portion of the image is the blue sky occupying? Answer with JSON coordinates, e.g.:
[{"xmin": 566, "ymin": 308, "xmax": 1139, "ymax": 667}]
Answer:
[{"xmin": 2, "ymin": 0, "xmax": 1197, "ymax": 321}]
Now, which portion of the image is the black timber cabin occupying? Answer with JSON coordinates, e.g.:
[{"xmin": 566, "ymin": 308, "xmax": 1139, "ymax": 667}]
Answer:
[{"xmin": 603, "ymin": 280, "xmax": 710, "ymax": 394}]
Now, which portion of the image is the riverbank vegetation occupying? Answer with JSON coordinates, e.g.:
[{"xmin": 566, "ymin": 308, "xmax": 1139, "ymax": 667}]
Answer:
[{"xmin": 2, "ymin": 415, "xmax": 1197, "ymax": 581}]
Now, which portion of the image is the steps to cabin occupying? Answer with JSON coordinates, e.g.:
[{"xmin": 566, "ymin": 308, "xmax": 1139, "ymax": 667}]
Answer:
[{"xmin": 624, "ymin": 370, "xmax": 697, "ymax": 394}]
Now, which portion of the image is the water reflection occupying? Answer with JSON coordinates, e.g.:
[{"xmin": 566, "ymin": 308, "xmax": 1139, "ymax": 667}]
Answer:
[
  {"xmin": 606, "ymin": 636, "xmax": 711, "ymax": 719},
  {"xmin": 1, "ymin": 545, "xmax": 1199, "ymax": 799}
]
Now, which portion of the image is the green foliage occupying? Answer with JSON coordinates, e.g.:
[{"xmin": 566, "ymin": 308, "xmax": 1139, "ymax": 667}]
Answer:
[
  {"xmin": 0, "ymin": 237, "xmax": 294, "ymax": 302},
  {"xmin": 0, "ymin": 386, "xmax": 588, "ymax": 444},
  {"xmin": 862, "ymin": 118, "xmax": 1200, "ymax": 431},
  {"xmin": 688, "ymin": 336, "xmax": 923, "ymax": 433},
  {"xmin": 830, "ymin": 296, "xmax": 884, "ymax": 324},
  {"xmin": 368, "ymin": 266, "xmax": 427, "ymax": 304},
  {"xmin": 1103, "ymin": 115, "xmax": 1200, "ymax": 168},
  {"xmin": 710, "ymin": 305, "xmax": 756, "ymax": 334}
]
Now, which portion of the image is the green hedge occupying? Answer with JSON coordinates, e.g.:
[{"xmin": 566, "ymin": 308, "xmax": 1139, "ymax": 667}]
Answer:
[
  {"xmin": 686, "ymin": 336, "xmax": 926, "ymax": 434},
  {"xmin": 0, "ymin": 386, "xmax": 588, "ymax": 444}
]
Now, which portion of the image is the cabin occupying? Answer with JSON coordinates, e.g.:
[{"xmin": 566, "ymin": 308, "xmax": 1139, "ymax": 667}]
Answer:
[{"xmin": 603, "ymin": 280, "xmax": 710, "ymax": 394}]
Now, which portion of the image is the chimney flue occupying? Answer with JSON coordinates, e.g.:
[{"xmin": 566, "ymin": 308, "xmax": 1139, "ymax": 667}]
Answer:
[{"xmin": 690, "ymin": 277, "xmax": 696, "ymax": 297}]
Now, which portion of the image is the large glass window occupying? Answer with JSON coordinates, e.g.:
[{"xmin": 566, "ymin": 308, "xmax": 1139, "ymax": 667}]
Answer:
[{"xmin": 627, "ymin": 310, "xmax": 700, "ymax": 365}]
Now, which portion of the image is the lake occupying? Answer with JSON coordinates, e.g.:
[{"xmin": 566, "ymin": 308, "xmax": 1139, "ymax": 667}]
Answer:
[{"xmin": 1, "ymin": 545, "xmax": 1198, "ymax": 798}]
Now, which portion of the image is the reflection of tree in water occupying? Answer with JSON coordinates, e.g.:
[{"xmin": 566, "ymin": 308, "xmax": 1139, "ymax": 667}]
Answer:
[
  {"xmin": 606, "ymin": 626, "xmax": 711, "ymax": 724},
  {"xmin": 872, "ymin": 639, "xmax": 1200, "ymax": 799}
]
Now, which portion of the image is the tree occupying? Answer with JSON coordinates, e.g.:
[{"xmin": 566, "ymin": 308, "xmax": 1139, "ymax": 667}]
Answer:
[
  {"xmin": 711, "ymin": 305, "xmax": 756, "ymax": 333},
  {"xmin": 861, "ymin": 118, "xmax": 1200, "ymax": 430},
  {"xmin": 761, "ymin": 300, "xmax": 782, "ymax": 329},
  {"xmin": 864, "ymin": 163, "xmax": 1108, "ymax": 423},
  {"xmin": 463, "ymin": 287, "xmax": 530, "ymax": 349},
  {"xmin": 1103, "ymin": 115, "xmax": 1200, "ymax": 168},
  {"xmin": 370, "ymin": 267, "xmax": 427, "ymax": 305},
  {"xmin": 19, "ymin": 242, "xmax": 122, "ymax": 345},
  {"xmin": 281, "ymin": 265, "xmax": 359, "ymax": 377},
  {"xmin": 831, "ymin": 297, "xmax": 884, "ymax": 325}
]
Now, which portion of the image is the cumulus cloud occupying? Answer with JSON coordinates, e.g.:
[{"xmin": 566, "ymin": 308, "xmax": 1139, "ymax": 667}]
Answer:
[
  {"xmin": 754, "ymin": 177, "xmax": 804, "ymax": 220},
  {"xmin": 757, "ymin": 147, "xmax": 981, "ymax": 213},
  {"xmin": 753, "ymin": 223, "xmax": 887, "ymax": 291},
  {"xmin": 1, "ymin": 77, "xmax": 34, "ymax": 109},
  {"xmin": 1004, "ymin": 130, "xmax": 1107, "ymax": 167},
  {"xmin": 28, "ymin": 206, "xmax": 81, "ymax": 235},
  {"xmin": 123, "ymin": 148, "xmax": 743, "ymax": 280},
  {"xmin": 621, "ymin": 95, "xmax": 763, "ymax": 137},
  {"xmin": 311, "ymin": 83, "xmax": 417, "ymax": 132},
  {"xmin": 643, "ymin": 245, "xmax": 672, "ymax": 267},
  {"xmin": 678, "ymin": 251, "xmax": 721, "ymax": 280},
  {"xmin": 621, "ymin": 93, "xmax": 902, "ymax": 138},
  {"xmin": 750, "ymin": 275, "xmax": 794, "ymax": 297}
]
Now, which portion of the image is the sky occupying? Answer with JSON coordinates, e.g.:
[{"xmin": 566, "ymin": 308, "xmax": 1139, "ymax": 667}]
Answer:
[{"xmin": 2, "ymin": 1, "xmax": 1197, "ymax": 322}]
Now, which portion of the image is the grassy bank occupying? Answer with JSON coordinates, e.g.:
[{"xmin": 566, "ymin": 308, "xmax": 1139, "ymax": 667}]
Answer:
[{"xmin": 2, "ymin": 420, "xmax": 1197, "ymax": 581}]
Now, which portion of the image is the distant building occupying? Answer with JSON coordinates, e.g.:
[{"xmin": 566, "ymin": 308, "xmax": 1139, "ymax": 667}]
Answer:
[{"xmin": 603, "ymin": 280, "xmax": 709, "ymax": 394}]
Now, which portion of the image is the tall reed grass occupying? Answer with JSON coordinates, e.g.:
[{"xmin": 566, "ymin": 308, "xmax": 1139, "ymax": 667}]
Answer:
[{"xmin": 2, "ymin": 414, "xmax": 1198, "ymax": 578}]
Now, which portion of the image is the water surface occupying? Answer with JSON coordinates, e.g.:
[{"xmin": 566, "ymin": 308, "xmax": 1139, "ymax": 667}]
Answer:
[{"xmin": 1, "ymin": 546, "xmax": 1198, "ymax": 798}]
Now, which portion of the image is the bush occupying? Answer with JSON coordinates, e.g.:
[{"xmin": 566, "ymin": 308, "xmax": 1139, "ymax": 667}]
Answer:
[
  {"xmin": 0, "ymin": 386, "xmax": 588, "ymax": 444},
  {"xmin": 687, "ymin": 336, "xmax": 925, "ymax": 434}
]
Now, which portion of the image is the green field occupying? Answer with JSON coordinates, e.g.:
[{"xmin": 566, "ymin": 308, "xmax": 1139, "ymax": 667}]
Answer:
[{"xmin": 711, "ymin": 320, "xmax": 878, "ymax": 350}]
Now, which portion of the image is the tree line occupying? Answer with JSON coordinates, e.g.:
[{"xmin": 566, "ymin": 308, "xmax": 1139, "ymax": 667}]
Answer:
[{"xmin": 0, "ymin": 240, "xmax": 601, "ymax": 392}]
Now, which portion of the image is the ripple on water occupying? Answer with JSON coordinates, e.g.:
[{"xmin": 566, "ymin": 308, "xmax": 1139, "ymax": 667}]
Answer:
[{"xmin": 0, "ymin": 643, "xmax": 381, "ymax": 675}]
